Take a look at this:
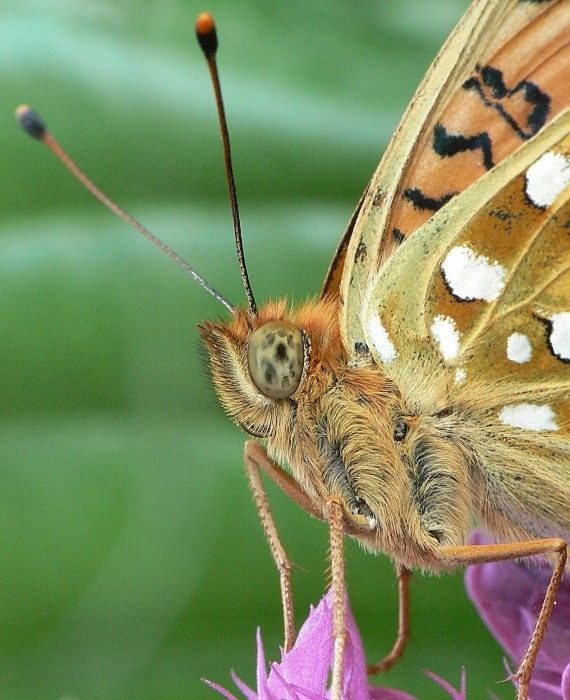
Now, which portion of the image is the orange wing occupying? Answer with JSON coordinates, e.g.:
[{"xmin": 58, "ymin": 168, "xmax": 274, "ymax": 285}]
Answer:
[{"xmin": 338, "ymin": 0, "xmax": 570, "ymax": 353}]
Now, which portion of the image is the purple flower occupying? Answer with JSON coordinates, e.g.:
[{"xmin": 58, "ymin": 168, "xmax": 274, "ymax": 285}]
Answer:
[
  {"xmin": 204, "ymin": 589, "xmax": 466, "ymax": 700},
  {"xmin": 466, "ymin": 530, "xmax": 570, "ymax": 699}
]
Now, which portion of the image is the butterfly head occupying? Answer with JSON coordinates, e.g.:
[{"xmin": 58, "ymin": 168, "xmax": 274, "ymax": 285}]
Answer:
[{"xmin": 200, "ymin": 297, "xmax": 475, "ymax": 568}]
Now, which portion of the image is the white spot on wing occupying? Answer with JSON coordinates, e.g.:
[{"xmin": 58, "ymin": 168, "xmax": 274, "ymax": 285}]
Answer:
[
  {"xmin": 368, "ymin": 314, "xmax": 397, "ymax": 363},
  {"xmin": 431, "ymin": 315, "xmax": 461, "ymax": 360},
  {"xmin": 525, "ymin": 151, "xmax": 570, "ymax": 208},
  {"xmin": 441, "ymin": 245, "xmax": 506, "ymax": 302},
  {"xmin": 507, "ymin": 332, "xmax": 532, "ymax": 363},
  {"xmin": 498, "ymin": 403, "xmax": 558, "ymax": 431},
  {"xmin": 550, "ymin": 312, "xmax": 570, "ymax": 361}
]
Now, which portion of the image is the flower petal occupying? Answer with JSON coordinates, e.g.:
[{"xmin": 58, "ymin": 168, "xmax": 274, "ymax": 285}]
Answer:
[
  {"xmin": 423, "ymin": 668, "xmax": 466, "ymax": 700},
  {"xmin": 255, "ymin": 628, "xmax": 270, "ymax": 699},
  {"xmin": 231, "ymin": 670, "xmax": 258, "ymax": 700},
  {"xmin": 266, "ymin": 597, "xmax": 333, "ymax": 694},
  {"xmin": 203, "ymin": 678, "xmax": 240, "ymax": 700},
  {"xmin": 561, "ymin": 663, "xmax": 570, "ymax": 700},
  {"xmin": 206, "ymin": 589, "xmax": 467, "ymax": 700}
]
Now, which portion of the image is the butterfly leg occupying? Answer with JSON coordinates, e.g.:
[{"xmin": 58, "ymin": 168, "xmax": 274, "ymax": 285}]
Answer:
[
  {"xmin": 327, "ymin": 498, "xmax": 346, "ymax": 700},
  {"xmin": 367, "ymin": 562, "xmax": 412, "ymax": 675},
  {"xmin": 244, "ymin": 439, "xmax": 324, "ymax": 652},
  {"xmin": 439, "ymin": 537, "xmax": 567, "ymax": 700}
]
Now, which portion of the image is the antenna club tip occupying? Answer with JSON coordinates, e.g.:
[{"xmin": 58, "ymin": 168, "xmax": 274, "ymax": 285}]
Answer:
[
  {"xmin": 15, "ymin": 104, "xmax": 48, "ymax": 140},
  {"xmin": 196, "ymin": 11, "xmax": 218, "ymax": 56},
  {"xmin": 196, "ymin": 11, "xmax": 215, "ymax": 34}
]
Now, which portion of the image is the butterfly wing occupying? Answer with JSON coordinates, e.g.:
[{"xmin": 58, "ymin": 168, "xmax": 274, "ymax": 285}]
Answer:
[
  {"xmin": 339, "ymin": 0, "xmax": 570, "ymax": 353},
  {"xmin": 363, "ymin": 108, "xmax": 570, "ymax": 540}
]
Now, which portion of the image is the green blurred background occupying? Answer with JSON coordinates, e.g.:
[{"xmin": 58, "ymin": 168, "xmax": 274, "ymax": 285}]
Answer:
[{"xmin": 2, "ymin": 0, "xmax": 515, "ymax": 697}]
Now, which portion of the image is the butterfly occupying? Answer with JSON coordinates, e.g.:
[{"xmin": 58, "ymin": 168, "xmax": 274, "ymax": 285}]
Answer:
[
  {"xmin": 197, "ymin": 1, "xmax": 570, "ymax": 697},
  {"xmin": 16, "ymin": 1, "xmax": 570, "ymax": 698}
]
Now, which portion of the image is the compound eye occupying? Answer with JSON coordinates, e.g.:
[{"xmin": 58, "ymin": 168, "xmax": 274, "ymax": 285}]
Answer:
[{"xmin": 247, "ymin": 321, "xmax": 304, "ymax": 399}]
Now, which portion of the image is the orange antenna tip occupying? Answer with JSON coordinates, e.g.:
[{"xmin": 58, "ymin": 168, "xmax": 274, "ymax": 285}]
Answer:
[
  {"xmin": 196, "ymin": 12, "xmax": 217, "ymax": 56},
  {"xmin": 196, "ymin": 11, "xmax": 215, "ymax": 35},
  {"xmin": 15, "ymin": 104, "xmax": 47, "ymax": 140}
]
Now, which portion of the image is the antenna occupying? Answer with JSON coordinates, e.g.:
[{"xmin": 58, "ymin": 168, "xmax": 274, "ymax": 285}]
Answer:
[
  {"xmin": 15, "ymin": 104, "xmax": 235, "ymax": 314},
  {"xmin": 196, "ymin": 12, "xmax": 258, "ymax": 317}
]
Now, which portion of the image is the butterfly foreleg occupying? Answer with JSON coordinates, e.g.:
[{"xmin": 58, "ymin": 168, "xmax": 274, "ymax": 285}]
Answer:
[
  {"xmin": 439, "ymin": 538, "xmax": 567, "ymax": 700},
  {"xmin": 367, "ymin": 561, "xmax": 412, "ymax": 675},
  {"xmin": 327, "ymin": 498, "xmax": 346, "ymax": 700},
  {"xmin": 244, "ymin": 439, "xmax": 324, "ymax": 652}
]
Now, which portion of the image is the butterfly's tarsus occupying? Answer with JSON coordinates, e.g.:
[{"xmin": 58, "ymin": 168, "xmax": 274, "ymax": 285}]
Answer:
[
  {"xmin": 244, "ymin": 441, "xmax": 298, "ymax": 651},
  {"xmin": 440, "ymin": 538, "xmax": 567, "ymax": 700},
  {"xmin": 512, "ymin": 539, "xmax": 567, "ymax": 700},
  {"xmin": 327, "ymin": 498, "xmax": 347, "ymax": 700},
  {"xmin": 244, "ymin": 440, "xmax": 327, "ymax": 652}
]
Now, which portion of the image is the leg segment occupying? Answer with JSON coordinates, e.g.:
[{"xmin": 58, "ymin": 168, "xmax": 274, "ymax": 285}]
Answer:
[
  {"xmin": 439, "ymin": 538, "xmax": 567, "ymax": 700},
  {"xmin": 367, "ymin": 562, "xmax": 412, "ymax": 675},
  {"xmin": 327, "ymin": 498, "xmax": 346, "ymax": 700},
  {"xmin": 244, "ymin": 440, "xmax": 324, "ymax": 652}
]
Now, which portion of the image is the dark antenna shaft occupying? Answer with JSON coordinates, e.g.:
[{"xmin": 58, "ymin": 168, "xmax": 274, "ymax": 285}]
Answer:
[
  {"xmin": 15, "ymin": 104, "xmax": 235, "ymax": 313},
  {"xmin": 196, "ymin": 12, "xmax": 258, "ymax": 317}
]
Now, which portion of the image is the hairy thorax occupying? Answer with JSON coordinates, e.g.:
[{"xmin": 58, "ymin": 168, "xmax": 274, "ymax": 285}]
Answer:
[{"xmin": 201, "ymin": 298, "xmax": 479, "ymax": 570}]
